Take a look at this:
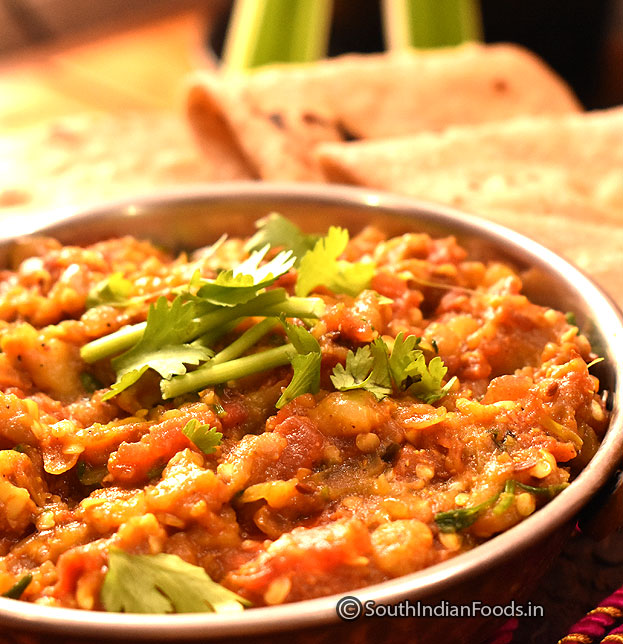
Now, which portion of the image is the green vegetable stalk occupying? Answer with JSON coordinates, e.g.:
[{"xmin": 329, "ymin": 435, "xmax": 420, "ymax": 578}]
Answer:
[
  {"xmin": 162, "ymin": 344, "xmax": 296, "ymax": 399},
  {"xmin": 222, "ymin": 0, "xmax": 333, "ymax": 71},
  {"xmin": 382, "ymin": 0, "xmax": 482, "ymax": 50}
]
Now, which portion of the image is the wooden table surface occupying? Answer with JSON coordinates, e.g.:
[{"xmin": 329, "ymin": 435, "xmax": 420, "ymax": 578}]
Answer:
[{"xmin": 1, "ymin": 10, "xmax": 622, "ymax": 644}]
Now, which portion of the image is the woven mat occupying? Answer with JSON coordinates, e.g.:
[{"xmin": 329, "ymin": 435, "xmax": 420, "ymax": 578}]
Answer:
[{"xmin": 488, "ymin": 529, "xmax": 623, "ymax": 643}]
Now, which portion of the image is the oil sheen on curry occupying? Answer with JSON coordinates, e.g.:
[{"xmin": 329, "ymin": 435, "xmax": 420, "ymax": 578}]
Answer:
[{"xmin": 0, "ymin": 215, "xmax": 607, "ymax": 613}]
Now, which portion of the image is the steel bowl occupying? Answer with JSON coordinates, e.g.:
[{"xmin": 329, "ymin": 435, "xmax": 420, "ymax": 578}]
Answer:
[{"xmin": 1, "ymin": 183, "xmax": 622, "ymax": 644}]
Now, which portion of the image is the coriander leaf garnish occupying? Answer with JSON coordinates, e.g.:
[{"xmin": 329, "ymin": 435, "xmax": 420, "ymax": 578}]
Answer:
[
  {"xmin": 331, "ymin": 345, "xmax": 373, "ymax": 389},
  {"xmin": 492, "ymin": 480, "xmax": 516, "ymax": 516},
  {"xmin": 277, "ymin": 353, "xmax": 321, "ymax": 408},
  {"xmin": 182, "ymin": 419, "xmax": 222, "ymax": 455},
  {"xmin": 406, "ymin": 355, "xmax": 457, "ymax": 404},
  {"xmin": 245, "ymin": 213, "xmax": 318, "ymax": 265},
  {"xmin": 103, "ymin": 366, "xmax": 149, "ymax": 401},
  {"xmin": 2, "ymin": 574, "xmax": 32, "ymax": 599},
  {"xmin": 330, "ymin": 339, "xmax": 392, "ymax": 401},
  {"xmin": 195, "ymin": 246, "xmax": 295, "ymax": 307},
  {"xmin": 331, "ymin": 334, "xmax": 453, "ymax": 403},
  {"xmin": 101, "ymin": 548, "xmax": 249, "ymax": 614},
  {"xmin": 295, "ymin": 226, "xmax": 374, "ymax": 297},
  {"xmin": 90, "ymin": 286, "xmax": 323, "ymax": 401},
  {"xmin": 86, "ymin": 272, "xmax": 133, "ymax": 308},
  {"xmin": 367, "ymin": 338, "xmax": 393, "ymax": 399},
  {"xmin": 227, "ymin": 245, "xmax": 294, "ymax": 283},
  {"xmin": 282, "ymin": 319, "xmax": 320, "ymax": 355},
  {"xmin": 162, "ymin": 317, "xmax": 324, "ymax": 402},
  {"xmin": 104, "ymin": 297, "xmax": 214, "ymax": 399},
  {"xmin": 388, "ymin": 333, "xmax": 421, "ymax": 390},
  {"xmin": 161, "ymin": 343, "xmax": 297, "ymax": 400},
  {"xmin": 83, "ymin": 219, "xmax": 381, "ymax": 406},
  {"xmin": 82, "ymin": 284, "xmax": 321, "ymax": 364},
  {"xmin": 388, "ymin": 332, "xmax": 456, "ymax": 402},
  {"xmin": 276, "ymin": 321, "xmax": 321, "ymax": 408}
]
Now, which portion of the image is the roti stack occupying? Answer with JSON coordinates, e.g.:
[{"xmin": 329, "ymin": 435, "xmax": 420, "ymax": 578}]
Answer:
[
  {"xmin": 187, "ymin": 43, "xmax": 580, "ymax": 181},
  {"xmin": 316, "ymin": 107, "xmax": 623, "ymax": 296}
]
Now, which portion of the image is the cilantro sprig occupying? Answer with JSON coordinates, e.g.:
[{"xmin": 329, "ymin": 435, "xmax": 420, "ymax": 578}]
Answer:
[
  {"xmin": 275, "ymin": 321, "xmax": 321, "ymax": 408},
  {"xmin": 330, "ymin": 339, "xmax": 392, "ymax": 401},
  {"xmin": 101, "ymin": 548, "xmax": 249, "ymax": 613},
  {"xmin": 81, "ymin": 218, "xmax": 451, "ymax": 409},
  {"xmin": 194, "ymin": 245, "xmax": 294, "ymax": 307},
  {"xmin": 84, "ymin": 279, "xmax": 324, "ymax": 401},
  {"xmin": 434, "ymin": 495, "xmax": 498, "ymax": 533},
  {"xmin": 245, "ymin": 213, "xmax": 318, "ymax": 265},
  {"xmin": 248, "ymin": 216, "xmax": 375, "ymax": 296},
  {"xmin": 331, "ymin": 333, "xmax": 456, "ymax": 403},
  {"xmin": 295, "ymin": 226, "xmax": 375, "ymax": 297},
  {"xmin": 103, "ymin": 297, "xmax": 214, "ymax": 400},
  {"xmin": 81, "ymin": 246, "xmax": 307, "ymax": 368},
  {"xmin": 161, "ymin": 319, "xmax": 321, "ymax": 401},
  {"xmin": 182, "ymin": 419, "xmax": 222, "ymax": 455}
]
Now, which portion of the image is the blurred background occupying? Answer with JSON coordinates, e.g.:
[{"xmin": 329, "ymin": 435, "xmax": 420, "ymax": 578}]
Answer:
[{"xmin": 0, "ymin": 0, "xmax": 622, "ymax": 109}]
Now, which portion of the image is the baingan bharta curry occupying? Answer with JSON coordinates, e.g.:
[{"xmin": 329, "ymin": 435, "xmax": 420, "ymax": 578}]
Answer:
[{"xmin": 0, "ymin": 214, "xmax": 607, "ymax": 613}]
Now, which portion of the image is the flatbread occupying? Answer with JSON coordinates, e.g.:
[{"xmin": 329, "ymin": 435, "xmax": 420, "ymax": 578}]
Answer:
[
  {"xmin": 316, "ymin": 107, "xmax": 623, "ymax": 304},
  {"xmin": 186, "ymin": 43, "xmax": 580, "ymax": 182},
  {"xmin": 0, "ymin": 111, "xmax": 254, "ymax": 215},
  {"xmin": 317, "ymin": 107, "xmax": 623, "ymax": 220}
]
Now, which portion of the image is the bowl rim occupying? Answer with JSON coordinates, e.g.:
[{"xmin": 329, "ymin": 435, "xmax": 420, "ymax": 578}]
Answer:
[{"xmin": 1, "ymin": 181, "xmax": 622, "ymax": 639}]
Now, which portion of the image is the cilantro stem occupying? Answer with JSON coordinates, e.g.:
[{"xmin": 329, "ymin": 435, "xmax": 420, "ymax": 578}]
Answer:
[
  {"xmin": 81, "ymin": 322, "xmax": 147, "ymax": 364},
  {"xmin": 161, "ymin": 344, "xmax": 296, "ymax": 399},
  {"xmin": 262, "ymin": 296, "xmax": 325, "ymax": 319},
  {"xmin": 211, "ymin": 318, "xmax": 279, "ymax": 365},
  {"xmin": 192, "ymin": 320, "xmax": 239, "ymax": 349},
  {"xmin": 81, "ymin": 291, "xmax": 323, "ymax": 365}
]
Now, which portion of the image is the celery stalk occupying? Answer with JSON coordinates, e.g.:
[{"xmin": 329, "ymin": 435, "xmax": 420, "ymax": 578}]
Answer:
[
  {"xmin": 382, "ymin": 0, "xmax": 482, "ymax": 50},
  {"xmin": 222, "ymin": 0, "xmax": 333, "ymax": 71}
]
